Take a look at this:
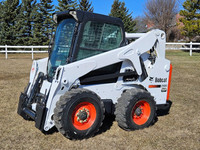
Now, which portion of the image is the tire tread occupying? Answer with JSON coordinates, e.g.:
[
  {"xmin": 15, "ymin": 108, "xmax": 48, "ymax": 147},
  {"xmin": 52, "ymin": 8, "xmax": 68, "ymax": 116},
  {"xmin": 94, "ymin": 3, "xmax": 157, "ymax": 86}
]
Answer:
[
  {"xmin": 54, "ymin": 88, "xmax": 105, "ymax": 140},
  {"xmin": 115, "ymin": 88, "xmax": 156, "ymax": 131}
]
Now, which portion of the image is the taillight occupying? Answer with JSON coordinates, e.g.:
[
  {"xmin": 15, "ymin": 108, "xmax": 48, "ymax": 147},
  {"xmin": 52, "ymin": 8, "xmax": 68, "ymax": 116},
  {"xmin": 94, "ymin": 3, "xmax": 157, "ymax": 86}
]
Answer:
[{"xmin": 167, "ymin": 64, "xmax": 172, "ymax": 100}]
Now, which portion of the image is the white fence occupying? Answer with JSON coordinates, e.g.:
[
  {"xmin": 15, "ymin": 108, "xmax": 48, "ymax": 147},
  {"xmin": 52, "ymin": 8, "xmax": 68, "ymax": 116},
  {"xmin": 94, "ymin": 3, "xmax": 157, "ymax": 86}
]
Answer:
[
  {"xmin": 0, "ymin": 42, "xmax": 200, "ymax": 59},
  {"xmin": 0, "ymin": 45, "xmax": 48, "ymax": 59},
  {"xmin": 166, "ymin": 42, "xmax": 200, "ymax": 56}
]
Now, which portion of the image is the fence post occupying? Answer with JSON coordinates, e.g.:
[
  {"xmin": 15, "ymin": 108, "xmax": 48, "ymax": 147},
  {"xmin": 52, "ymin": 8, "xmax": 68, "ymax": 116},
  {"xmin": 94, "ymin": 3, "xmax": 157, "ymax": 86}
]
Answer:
[
  {"xmin": 31, "ymin": 47, "xmax": 34, "ymax": 60},
  {"xmin": 5, "ymin": 45, "xmax": 8, "ymax": 59},
  {"xmin": 190, "ymin": 42, "xmax": 192, "ymax": 56}
]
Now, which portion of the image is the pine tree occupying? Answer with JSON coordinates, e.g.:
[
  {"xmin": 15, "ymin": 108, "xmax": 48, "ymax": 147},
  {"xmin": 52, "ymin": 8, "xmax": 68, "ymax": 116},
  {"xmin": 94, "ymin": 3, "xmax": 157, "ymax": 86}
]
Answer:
[
  {"xmin": 179, "ymin": 0, "xmax": 200, "ymax": 41},
  {"xmin": 56, "ymin": 0, "xmax": 78, "ymax": 11},
  {"xmin": 0, "ymin": 0, "xmax": 20, "ymax": 45},
  {"xmin": 16, "ymin": 0, "xmax": 37, "ymax": 45},
  {"xmin": 79, "ymin": 0, "xmax": 93, "ymax": 12},
  {"xmin": 38, "ymin": 0, "xmax": 55, "ymax": 45},
  {"xmin": 0, "ymin": 2, "xmax": 3, "ymax": 44},
  {"xmin": 31, "ymin": 3, "xmax": 44, "ymax": 46},
  {"xmin": 109, "ymin": 0, "xmax": 136, "ymax": 33}
]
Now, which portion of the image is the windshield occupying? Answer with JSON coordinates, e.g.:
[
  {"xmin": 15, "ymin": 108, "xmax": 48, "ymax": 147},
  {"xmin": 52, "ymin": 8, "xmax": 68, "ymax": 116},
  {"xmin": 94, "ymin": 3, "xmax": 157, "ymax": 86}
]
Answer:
[{"xmin": 47, "ymin": 18, "xmax": 76, "ymax": 78}]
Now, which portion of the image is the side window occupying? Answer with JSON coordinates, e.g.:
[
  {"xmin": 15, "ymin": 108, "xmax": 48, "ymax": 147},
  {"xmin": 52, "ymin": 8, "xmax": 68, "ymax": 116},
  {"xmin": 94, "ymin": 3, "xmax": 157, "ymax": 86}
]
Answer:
[{"xmin": 76, "ymin": 21, "xmax": 122, "ymax": 61}]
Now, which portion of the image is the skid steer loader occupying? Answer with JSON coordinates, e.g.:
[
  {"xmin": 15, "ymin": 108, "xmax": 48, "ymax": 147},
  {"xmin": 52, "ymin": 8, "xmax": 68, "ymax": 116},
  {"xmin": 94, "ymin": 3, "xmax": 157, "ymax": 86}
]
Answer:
[{"xmin": 17, "ymin": 10, "xmax": 172, "ymax": 140}]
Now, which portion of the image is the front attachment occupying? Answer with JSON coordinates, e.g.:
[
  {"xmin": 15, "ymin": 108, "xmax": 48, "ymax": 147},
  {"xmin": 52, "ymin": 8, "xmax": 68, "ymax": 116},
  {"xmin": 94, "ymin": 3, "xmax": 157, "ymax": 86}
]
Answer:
[
  {"xmin": 17, "ymin": 92, "xmax": 31, "ymax": 120},
  {"xmin": 17, "ymin": 72, "xmax": 47, "ymax": 131}
]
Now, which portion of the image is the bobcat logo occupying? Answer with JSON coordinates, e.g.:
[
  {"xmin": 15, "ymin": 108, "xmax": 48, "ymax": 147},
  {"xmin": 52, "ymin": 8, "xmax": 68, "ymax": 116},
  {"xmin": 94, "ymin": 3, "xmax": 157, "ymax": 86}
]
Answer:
[
  {"xmin": 149, "ymin": 77, "xmax": 154, "ymax": 81},
  {"xmin": 155, "ymin": 77, "xmax": 167, "ymax": 83}
]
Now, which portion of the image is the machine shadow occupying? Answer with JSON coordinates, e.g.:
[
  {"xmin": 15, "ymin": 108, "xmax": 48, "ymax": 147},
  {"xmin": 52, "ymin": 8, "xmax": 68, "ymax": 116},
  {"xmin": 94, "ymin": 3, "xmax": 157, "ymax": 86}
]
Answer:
[
  {"xmin": 44, "ymin": 126, "xmax": 58, "ymax": 135},
  {"xmin": 44, "ymin": 114, "xmax": 116, "ymax": 136},
  {"xmin": 95, "ymin": 114, "xmax": 115, "ymax": 136}
]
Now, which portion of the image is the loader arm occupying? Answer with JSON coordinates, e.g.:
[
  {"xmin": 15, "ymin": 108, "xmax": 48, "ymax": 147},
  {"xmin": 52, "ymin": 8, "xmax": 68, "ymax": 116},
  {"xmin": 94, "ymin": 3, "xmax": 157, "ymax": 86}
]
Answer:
[{"xmin": 56, "ymin": 29, "xmax": 165, "ymax": 89}]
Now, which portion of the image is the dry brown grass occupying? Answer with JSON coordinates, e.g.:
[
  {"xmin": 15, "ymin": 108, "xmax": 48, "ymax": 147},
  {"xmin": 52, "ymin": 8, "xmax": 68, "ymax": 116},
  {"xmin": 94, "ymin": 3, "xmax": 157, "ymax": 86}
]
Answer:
[{"xmin": 0, "ymin": 52, "xmax": 200, "ymax": 150}]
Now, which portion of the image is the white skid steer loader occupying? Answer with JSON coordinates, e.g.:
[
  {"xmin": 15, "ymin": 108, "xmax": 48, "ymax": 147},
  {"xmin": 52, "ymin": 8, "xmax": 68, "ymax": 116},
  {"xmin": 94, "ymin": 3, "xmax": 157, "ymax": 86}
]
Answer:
[{"xmin": 17, "ymin": 10, "xmax": 172, "ymax": 140}]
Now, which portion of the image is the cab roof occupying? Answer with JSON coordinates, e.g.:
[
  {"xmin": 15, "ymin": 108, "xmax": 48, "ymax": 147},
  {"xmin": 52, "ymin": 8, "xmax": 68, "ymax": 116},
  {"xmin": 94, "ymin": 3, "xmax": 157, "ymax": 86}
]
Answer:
[{"xmin": 53, "ymin": 10, "xmax": 124, "ymax": 29}]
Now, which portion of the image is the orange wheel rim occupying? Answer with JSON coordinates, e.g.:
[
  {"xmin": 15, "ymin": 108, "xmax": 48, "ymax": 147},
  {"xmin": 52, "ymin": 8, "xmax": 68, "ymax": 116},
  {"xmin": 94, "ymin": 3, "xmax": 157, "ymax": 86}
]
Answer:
[
  {"xmin": 72, "ymin": 102, "xmax": 96, "ymax": 130},
  {"xmin": 132, "ymin": 100, "xmax": 151, "ymax": 125}
]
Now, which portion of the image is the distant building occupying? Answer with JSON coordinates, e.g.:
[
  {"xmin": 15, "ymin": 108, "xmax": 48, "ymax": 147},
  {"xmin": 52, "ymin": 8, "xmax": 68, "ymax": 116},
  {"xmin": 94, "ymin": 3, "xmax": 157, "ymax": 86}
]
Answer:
[
  {"xmin": 146, "ymin": 20, "xmax": 154, "ymax": 30},
  {"xmin": 176, "ymin": 13, "xmax": 184, "ymax": 29}
]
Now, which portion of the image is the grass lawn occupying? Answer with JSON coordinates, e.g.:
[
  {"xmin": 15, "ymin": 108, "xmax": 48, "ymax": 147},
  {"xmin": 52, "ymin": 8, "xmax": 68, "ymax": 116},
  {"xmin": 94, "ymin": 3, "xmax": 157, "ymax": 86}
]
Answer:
[{"xmin": 0, "ymin": 51, "xmax": 199, "ymax": 150}]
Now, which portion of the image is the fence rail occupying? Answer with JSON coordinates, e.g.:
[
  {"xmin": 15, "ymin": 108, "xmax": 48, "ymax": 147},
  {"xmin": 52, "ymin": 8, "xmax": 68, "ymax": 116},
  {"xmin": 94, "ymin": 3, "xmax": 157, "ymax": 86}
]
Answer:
[
  {"xmin": 0, "ymin": 45, "xmax": 48, "ymax": 59},
  {"xmin": 0, "ymin": 42, "xmax": 200, "ymax": 59},
  {"xmin": 166, "ymin": 42, "xmax": 200, "ymax": 56}
]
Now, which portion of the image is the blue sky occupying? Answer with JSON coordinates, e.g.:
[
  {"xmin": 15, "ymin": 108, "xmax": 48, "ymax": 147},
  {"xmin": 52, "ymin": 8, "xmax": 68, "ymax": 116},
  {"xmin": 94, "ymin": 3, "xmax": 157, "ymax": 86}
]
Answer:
[
  {"xmin": 52, "ymin": 0, "xmax": 186, "ymax": 18},
  {"xmin": 11, "ymin": 0, "xmax": 186, "ymax": 18}
]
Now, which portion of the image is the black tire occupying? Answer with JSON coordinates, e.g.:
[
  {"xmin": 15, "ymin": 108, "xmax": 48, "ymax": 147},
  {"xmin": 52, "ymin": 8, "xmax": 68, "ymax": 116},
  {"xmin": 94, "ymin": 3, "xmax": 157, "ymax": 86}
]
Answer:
[
  {"xmin": 115, "ymin": 88, "xmax": 156, "ymax": 130},
  {"xmin": 54, "ymin": 88, "xmax": 105, "ymax": 140}
]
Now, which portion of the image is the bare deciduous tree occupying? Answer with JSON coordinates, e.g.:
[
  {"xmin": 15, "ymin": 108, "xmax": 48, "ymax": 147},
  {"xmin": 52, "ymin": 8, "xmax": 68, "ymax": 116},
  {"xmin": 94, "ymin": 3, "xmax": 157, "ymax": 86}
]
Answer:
[
  {"xmin": 134, "ymin": 16, "xmax": 148, "ymax": 33},
  {"xmin": 144, "ymin": 0, "xmax": 178, "ymax": 34}
]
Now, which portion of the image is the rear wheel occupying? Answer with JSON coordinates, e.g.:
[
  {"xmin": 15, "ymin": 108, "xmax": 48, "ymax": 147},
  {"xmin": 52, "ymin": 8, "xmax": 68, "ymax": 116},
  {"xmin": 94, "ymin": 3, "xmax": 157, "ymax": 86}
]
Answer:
[
  {"xmin": 54, "ymin": 88, "xmax": 105, "ymax": 140},
  {"xmin": 115, "ymin": 88, "xmax": 156, "ymax": 130}
]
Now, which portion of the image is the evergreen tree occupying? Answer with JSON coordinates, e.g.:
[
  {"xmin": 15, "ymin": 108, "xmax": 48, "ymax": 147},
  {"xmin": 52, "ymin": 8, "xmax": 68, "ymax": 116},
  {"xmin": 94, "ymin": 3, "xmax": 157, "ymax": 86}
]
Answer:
[
  {"xmin": 38, "ymin": 0, "xmax": 55, "ymax": 45},
  {"xmin": 0, "ymin": 0, "xmax": 20, "ymax": 45},
  {"xmin": 109, "ymin": 0, "xmax": 136, "ymax": 33},
  {"xmin": 0, "ymin": 2, "xmax": 2, "ymax": 20},
  {"xmin": 79, "ymin": 0, "xmax": 93, "ymax": 12},
  {"xmin": 16, "ymin": 0, "xmax": 37, "ymax": 45},
  {"xmin": 0, "ymin": 2, "xmax": 3, "ymax": 44},
  {"xmin": 31, "ymin": 3, "xmax": 44, "ymax": 45},
  {"xmin": 56, "ymin": 0, "xmax": 78, "ymax": 11},
  {"xmin": 179, "ymin": 0, "xmax": 200, "ymax": 41}
]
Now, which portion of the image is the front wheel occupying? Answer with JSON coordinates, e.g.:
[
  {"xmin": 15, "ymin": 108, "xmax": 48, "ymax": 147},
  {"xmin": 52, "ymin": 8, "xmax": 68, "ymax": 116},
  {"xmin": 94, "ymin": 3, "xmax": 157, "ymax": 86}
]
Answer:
[
  {"xmin": 115, "ymin": 88, "xmax": 156, "ymax": 130},
  {"xmin": 54, "ymin": 88, "xmax": 105, "ymax": 140}
]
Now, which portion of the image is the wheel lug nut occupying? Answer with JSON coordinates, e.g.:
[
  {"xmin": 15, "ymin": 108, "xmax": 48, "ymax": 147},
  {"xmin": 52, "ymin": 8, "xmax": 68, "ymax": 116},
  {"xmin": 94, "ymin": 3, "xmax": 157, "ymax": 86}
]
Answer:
[{"xmin": 77, "ymin": 117, "xmax": 80, "ymax": 121}]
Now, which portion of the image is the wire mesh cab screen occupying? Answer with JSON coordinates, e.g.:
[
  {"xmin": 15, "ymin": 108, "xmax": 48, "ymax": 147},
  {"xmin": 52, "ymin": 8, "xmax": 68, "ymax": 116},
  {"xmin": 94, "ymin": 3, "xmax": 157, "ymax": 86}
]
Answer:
[{"xmin": 76, "ymin": 21, "xmax": 123, "ymax": 61}]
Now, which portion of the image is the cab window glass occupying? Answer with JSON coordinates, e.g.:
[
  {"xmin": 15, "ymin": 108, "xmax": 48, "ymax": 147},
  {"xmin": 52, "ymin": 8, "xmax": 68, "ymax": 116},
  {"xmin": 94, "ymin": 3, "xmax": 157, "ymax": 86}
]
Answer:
[{"xmin": 76, "ymin": 21, "xmax": 122, "ymax": 60}]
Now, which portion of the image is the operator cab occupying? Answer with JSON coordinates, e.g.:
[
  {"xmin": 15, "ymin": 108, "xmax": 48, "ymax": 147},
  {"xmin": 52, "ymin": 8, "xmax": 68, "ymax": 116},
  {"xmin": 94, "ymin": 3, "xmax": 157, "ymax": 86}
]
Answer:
[{"xmin": 47, "ymin": 10, "xmax": 126, "ymax": 80}]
